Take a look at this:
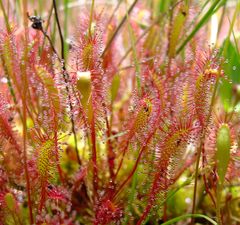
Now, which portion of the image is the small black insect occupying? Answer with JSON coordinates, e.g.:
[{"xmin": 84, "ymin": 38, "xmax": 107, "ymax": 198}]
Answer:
[
  {"xmin": 27, "ymin": 13, "xmax": 44, "ymax": 30},
  {"xmin": 143, "ymin": 106, "xmax": 149, "ymax": 113},
  {"xmin": 47, "ymin": 184, "xmax": 53, "ymax": 190},
  {"xmin": 181, "ymin": 11, "xmax": 187, "ymax": 16},
  {"xmin": 176, "ymin": 138, "xmax": 182, "ymax": 146},
  {"xmin": 8, "ymin": 116, "xmax": 14, "ymax": 122}
]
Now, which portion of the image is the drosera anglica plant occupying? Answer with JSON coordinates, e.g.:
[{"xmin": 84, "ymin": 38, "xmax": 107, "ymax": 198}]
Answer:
[{"xmin": 0, "ymin": 0, "xmax": 240, "ymax": 224}]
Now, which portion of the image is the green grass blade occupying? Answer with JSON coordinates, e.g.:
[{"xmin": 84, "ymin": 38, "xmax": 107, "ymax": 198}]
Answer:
[
  {"xmin": 101, "ymin": 0, "xmax": 138, "ymax": 57},
  {"xmin": 219, "ymin": 0, "xmax": 240, "ymax": 111},
  {"xmin": 64, "ymin": 0, "xmax": 69, "ymax": 59},
  {"xmin": 125, "ymin": 0, "xmax": 141, "ymax": 94},
  {"xmin": 222, "ymin": 0, "xmax": 240, "ymax": 55},
  {"xmin": 123, "ymin": 166, "xmax": 139, "ymax": 225},
  {"xmin": 213, "ymin": 0, "xmax": 227, "ymax": 14},
  {"xmin": 0, "ymin": 0, "xmax": 11, "ymax": 33},
  {"xmin": 232, "ymin": 29, "xmax": 239, "ymax": 56},
  {"xmin": 161, "ymin": 214, "xmax": 218, "ymax": 225}
]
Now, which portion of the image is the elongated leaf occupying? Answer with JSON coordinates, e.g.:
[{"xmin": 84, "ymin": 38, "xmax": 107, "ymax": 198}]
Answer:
[
  {"xmin": 220, "ymin": 41, "xmax": 240, "ymax": 111},
  {"xmin": 35, "ymin": 65, "xmax": 61, "ymax": 114},
  {"xmin": 37, "ymin": 139, "xmax": 54, "ymax": 179},
  {"xmin": 161, "ymin": 214, "xmax": 218, "ymax": 225},
  {"xmin": 177, "ymin": 0, "xmax": 221, "ymax": 54},
  {"xmin": 111, "ymin": 74, "xmax": 120, "ymax": 102},
  {"xmin": 168, "ymin": 4, "xmax": 188, "ymax": 58},
  {"xmin": 216, "ymin": 124, "xmax": 231, "ymax": 186},
  {"xmin": 125, "ymin": 0, "xmax": 141, "ymax": 93}
]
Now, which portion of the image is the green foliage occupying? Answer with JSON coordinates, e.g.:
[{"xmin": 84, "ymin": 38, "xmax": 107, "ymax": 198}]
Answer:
[
  {"xmin": 177, "ymin": 0, "xmax": 222, "ymax": 54},
  {"xmin": 220, "ymin": 41, "xmax": 240, "ymax": 110}
]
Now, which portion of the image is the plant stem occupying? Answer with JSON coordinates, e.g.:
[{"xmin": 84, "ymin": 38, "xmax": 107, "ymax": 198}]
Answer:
[
  {"xmin": 125, "ymin": 0, "xmax": 141, "ymax": 94},
  {"xmin": 113, "ymin": 143, "xmax": 145, "ymax": 200},
  {"xmin": 191, "ymin": 75, "xmax": 220, "ymax": 224},
  {"xmin": 41, "ymin": 3, "xmax": 54, "ymax": 54},
  {"xmin": 23, "ymin": 127, "xmax": 33, "ymax": 225},
  {"xmin": 114, "ymin": 141, "xmax": 129, "ymax": 179},
  {"xmin": 216, "ymin": 2, "xmax": 226, "ymax": 42},
  {"xmin": 117, "ymin": 0, "xmax": 182, "ymax": 67},
  {"xmin": 63, "ymin": 0, "xmax": 69, "ymax": 59},
  {"xmin": 89, "ymin": 0, "xmax": 95, "ymax": 38},
  {"xmin": 216, "ymin": 184, "xmax": 223, "ymax": 225},
  {"xmin": 53, "ymin": 115, "xmax": 64, "ymax": 183},
  {"xmin": 101, "ymin": 0, "xmax": 138, "ymax": 58},
  {"xmin": 22, "ymin": 0, "xmax": 34, "ymax": 223},
  {"xmin": 123, "ymin": 164, "xmax": 138, "ymax": 225},
  {"xmin": 53, "ymin": 0, "xmax": 64, "ymax": 61},
  {"xmin": 0, "ymin": 0, "xmax": 11, "ymax": 33},
  {"xmin": 105, "ymin": 114, "xmax": 115, "ymax": 185},
  {"xmin": 41, "ymin": 29, "xmax": 61, "ymax": 61},
  {"xmin": 91, "ymin": 118, "xmax": 99, "ymax": 199},
  {"xmin": 52, "ymin": 0, "xmax": 81, "ymax": 165},
  {"xmin": 113, "ymin": 131, "xmax": 155, "ymax": 200},
  {"xmin": 107, "ymin": 0, "xmax": 123, "ymax": 25}
]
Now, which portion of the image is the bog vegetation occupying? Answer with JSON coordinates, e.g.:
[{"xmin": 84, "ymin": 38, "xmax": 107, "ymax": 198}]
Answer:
[{"xmin": 0, "ymin": 0, "xmax": 240, "ymax": 224}]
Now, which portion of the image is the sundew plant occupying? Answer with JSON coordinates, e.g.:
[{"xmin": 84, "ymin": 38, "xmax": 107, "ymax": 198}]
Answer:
[{"xmin": 0, "ymin": 0, "xmax": 240, "ymax": 224}]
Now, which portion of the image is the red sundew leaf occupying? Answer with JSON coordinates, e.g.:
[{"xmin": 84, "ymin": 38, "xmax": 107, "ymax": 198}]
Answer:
[
  {"xmin": 0, "ymin": 28, "xmax": 25, "ymax": 101},
  {"xmin": 0, "ymin": 192, "xmax": 6, "ymax": 205},
  {"xmin": 72, "ymin": 167, "xmax": 88, "ymax": 191},
  {"xmin": 120, "ymin": 95, "xmax": 153, "ymax": 142},
  {"xmin": 35, "ymin": 65, "xmax": 61, "ymax": 114},
  {"xmin": 36, "ymin": 139, "xmax": 54, "ymax": 180},
  {"xmin": 94, "ymin": 198, "xmax": 123, "ymax": 225},
  {"xmin": 47, "ymin": 185, "xmax": 68, "ymax": 202},
  {"xmin": 70, "ymin": 16, "xmax": 108, "ymax": 132},
  {"xmin": 136, "ymin": 117, "xmax": 198, "ymax": 224},
  {"xmin": 75, "ymin": 167, "xmax": 88, "ymax": 182},
  {"xmin": 116, "ymin": 95, "xmax": 153, "ymax": 165},
  {"xmin": 0, "ymin": 93, "xmax": 21, "ymax": 154},
  {"xmin": 190, "ymin": 50, "xmax": 222, "ymax": 128}
]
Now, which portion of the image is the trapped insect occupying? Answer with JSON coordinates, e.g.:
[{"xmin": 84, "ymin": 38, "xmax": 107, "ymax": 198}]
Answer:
[{"xmin": 27, "ymin": 13, "xmax": 44, "ymax": 30}]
